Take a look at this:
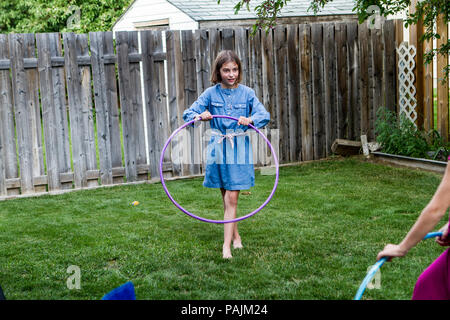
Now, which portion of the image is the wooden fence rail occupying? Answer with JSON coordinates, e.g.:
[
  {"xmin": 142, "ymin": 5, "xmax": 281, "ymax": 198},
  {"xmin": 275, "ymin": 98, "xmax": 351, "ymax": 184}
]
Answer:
[{"xmin": 0, "ymin": 21, "xmax": 398, "ymax": 197}]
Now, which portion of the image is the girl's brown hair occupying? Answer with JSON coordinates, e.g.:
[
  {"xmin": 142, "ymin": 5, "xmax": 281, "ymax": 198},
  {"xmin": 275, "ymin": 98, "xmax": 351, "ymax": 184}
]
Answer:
[{"xmin": 210, "ymin": 50, "xmax": 242, "ymax": 84}]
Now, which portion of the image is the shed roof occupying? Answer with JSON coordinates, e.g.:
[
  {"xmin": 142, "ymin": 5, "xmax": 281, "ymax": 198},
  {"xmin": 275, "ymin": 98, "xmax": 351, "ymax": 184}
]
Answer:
[{"xmin": 166, "ymin": 0, "xmax": 356, "ymax": 21}]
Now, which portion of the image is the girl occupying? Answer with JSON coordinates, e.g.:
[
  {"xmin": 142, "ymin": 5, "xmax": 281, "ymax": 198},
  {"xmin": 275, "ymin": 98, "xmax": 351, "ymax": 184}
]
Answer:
[
  {"xmin": 183, "ymin": 50, "xmax": 270, "ymax": 259},
  {"xmin": 377, "ymin": 155, "xmax": 450, "ymax": 299}
]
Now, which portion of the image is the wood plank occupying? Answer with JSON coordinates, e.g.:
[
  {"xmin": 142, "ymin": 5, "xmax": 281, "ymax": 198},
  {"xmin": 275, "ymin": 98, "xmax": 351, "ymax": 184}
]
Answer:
[
  {"xmin": 299, "ymin": 24, "xmax": 313, "ymax": 161},
  {"xmin": 90, "ymin": 31, "xmax": 119, "ymax": 185},
  {"xmin": 78, "ymin": 34, "xmax": 98, "ymax": 187},
  {"xmin": 182, "ymin": 30, "xmax": 200, "ymax": 175},
  {"xmin": 116, "ymin": 31, "xmax": 138, "ymax": 182},
  {"xmin": 9, "ymin": 34, "xmax": 35, "ymax": 194},
  {"xmin": 234, "ymin": 28, "xmax": 249, "ymax": 86},
  {"xmin": 347, "ymin": 22, "xmax": 359, "ymax": 140},
  {"xmin": 0, "ymin": 35, "xmax": 18, "ymax": 182},
  {"xmin": 335, "ymin": 23, "xmax": 348, "ymax": 140},
  {"xmin": 371, "ymin": 26, "xmax": 383, "ymax": 140},
  {"xmin": 166, "ymin": 30, "xmax": 182, "ymax": 177},
  {"xmin": 287, "ymin": 24, "xmax": 301, "ymax": 161},
  {"xmin": 209, "ymin": 28, "xmax": 221, "ymax": 68},
  {"xmin": 128, "ymin": 31, "xmax": 147, "ymax": 181},
  {"xmin": 49, "ymin": 33, "xmax": 72, "ymax": 181},
  {"xmin": 311, "ymin": 23, "xmax": 325, "ymax": 160},
  {"xmin": 423, "ymin": 24, "xmax": 434, "ymax": 133},
  {"xmin": 331, "ymin": 139, "xmax": 362, "ymax": 156},
  {"xmin": 36, "ymin": 33, "xmax": 61, "ymax": 191},
  {"xmin": 20, "ymin": 33, "xmax": 45, "ymax": 191},
  {"xmin": 358, "ymin": 23, "xmax": 370, "ymax": 138},
  {"xmin": 222, "ymin": 28, "xmax": 234, "ymax": 50},
  {"xmin": 195, "ymin": 29, "xmax": 210, "ymax": 174},
  {"xmin": 436, "ymin": 14, "xmax": 449, "ymax": 142},
  {"xmin": 323, "ymin": 23, "xmax": 337, "ymax": 156},
  {"xmin": 261, "ymin": 28, "xmax": 275, "ymax": 136},
  {"xmin": 64, "ymin": 33, "xmax": 88, "ymax": 188},
  {"xmin": 383, "ymin": 20, "xmax": 397, "ymax": 114},
  {"xmin": 141, "ymin": 30, "xmax": 170, "ymax": 179},
  {"xmin": 274, "ymin": 26, "xmax": 288, "ymax": 163},
  {"xmin": 0, "ymin": 110, "xmax": 6, "ymax": 194}
]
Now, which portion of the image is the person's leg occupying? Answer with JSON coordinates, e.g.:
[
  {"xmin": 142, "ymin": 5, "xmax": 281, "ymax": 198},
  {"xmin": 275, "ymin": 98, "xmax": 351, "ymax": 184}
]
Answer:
[
  {"xmin": 222, "ymin": 189, "xmax": 240, "ymax": 259},
  {"xmin": 221, "ymin": 188, "xmax": 242, "ymax": 249},
  {"xmin": 412, "ymin": 249, "xmax": 450, "ymax": 300}
]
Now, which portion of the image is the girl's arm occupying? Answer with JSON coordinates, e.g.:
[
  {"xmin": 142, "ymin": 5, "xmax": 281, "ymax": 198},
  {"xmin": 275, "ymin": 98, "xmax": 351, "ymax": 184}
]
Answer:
[
  {"xmin": 182, "ymin": 90, "xmax": 210, "ymax": 123},
  {"xmin": 377, "ymin": 161, "xmax": 450, "ymax": 261},
  {"xmin": 248, "ymin": 89, "xmax": 270, "ymax": 128}
]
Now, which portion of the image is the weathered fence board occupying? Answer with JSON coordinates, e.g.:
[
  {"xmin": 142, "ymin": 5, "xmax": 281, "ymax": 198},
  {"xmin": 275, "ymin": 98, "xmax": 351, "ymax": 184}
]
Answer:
[
  {"xmin": 166, "ymin": 30, "xmax": 185, "ymax": 177},
  {"xmin": 0, "ymin": 35, "xmax": 18, "ymax": 195},
  {"xmin": 311, "ymin": 23, "xmax": 325, "ymax": 159},
  {"xmin": 287, "ymin": 24, "xmax": 301, "ymax": 161},
  {"xmin": 90, "ymin": 31, "xmax": 122, "ymax": 185},
  {"xmin": 335, "ymin": 23, "xmax": 348, "ymax": 140},
  {"xmin": 182, "ymin": 30, "xmax": 200, "ymax": 175},
  {"xmin": 9, "ymin": 34, "xmax": 36, "ymax": 194},
  {"xmin": 274, "ymin": 27, "xmax": 289, "ymax": 163},
  {"xmin": 323, "ymin": 23, "xmax": 337, "ymax": 156},
  {"xmin": 142, "ymin": 30, "xmax": 170, "ymax": 179},
  {"xmin": 359, "ymin": 23, "xmax": 370, "ymax": 138},
  {"xmin": 347, "ymin": 22, "xmax": 359, "ymax": 140},
  {"xmin": 383, "ymin": 20, "xmax": 397, "ymax": 113},
  {"xmin": 436, "ymin": 15, "xmax": 449, "ymax": 142},
  {"xmin": 116, "ymin": 31, "xmax": 139, "ymax": 182},
  {"xmin": 64, "ymin": 33, "xmax": 97, "ymax": 189},
  {"xmin": 299, "ymin": 24, "xmax": 314, "ymax": 161},
  {"xmin": 371, "ymin": 27, "xmax": 383, "ymax": 140}
]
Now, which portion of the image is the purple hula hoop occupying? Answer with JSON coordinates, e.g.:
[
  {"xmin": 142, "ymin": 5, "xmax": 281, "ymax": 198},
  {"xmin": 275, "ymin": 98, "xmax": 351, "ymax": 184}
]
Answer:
[{"xmin": 159, "ymin": 115, "xmax": 279, "ymax": 224}]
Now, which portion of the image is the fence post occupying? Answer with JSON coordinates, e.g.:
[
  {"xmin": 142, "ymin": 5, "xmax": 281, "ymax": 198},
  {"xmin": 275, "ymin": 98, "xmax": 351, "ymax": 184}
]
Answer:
[{"xmin": 436, "ymin": 14, "xmax": 449, "ymax": 142}]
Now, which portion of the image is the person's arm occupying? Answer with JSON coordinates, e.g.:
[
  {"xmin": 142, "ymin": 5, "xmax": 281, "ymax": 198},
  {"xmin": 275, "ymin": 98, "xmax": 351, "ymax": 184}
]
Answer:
[{"xmin": 377, "ymin": 161, "xmax": 450, "ymax": 261}]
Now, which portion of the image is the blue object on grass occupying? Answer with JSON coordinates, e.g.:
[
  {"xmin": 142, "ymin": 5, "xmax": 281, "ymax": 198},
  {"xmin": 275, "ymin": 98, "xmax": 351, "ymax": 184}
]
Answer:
[
  {"xmin": 354, "ymin": 231, "xmax": 443, "ymax": 300},
  {"xmin": 101, "ymin": 281, "xmax": 136, "ymax": 300}
]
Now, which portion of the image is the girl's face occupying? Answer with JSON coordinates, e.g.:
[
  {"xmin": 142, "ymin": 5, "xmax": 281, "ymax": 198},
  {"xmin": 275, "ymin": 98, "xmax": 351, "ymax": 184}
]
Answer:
[{"xmin": 219, "ymin": 61, "xmax": 239, "ymax": 88}]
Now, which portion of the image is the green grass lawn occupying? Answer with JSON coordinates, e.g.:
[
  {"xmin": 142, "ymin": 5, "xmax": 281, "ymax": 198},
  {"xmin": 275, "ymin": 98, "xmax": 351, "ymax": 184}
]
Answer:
[{"xmin": 0, "ymin": 157, "xmax": 447, "ymax": 300}]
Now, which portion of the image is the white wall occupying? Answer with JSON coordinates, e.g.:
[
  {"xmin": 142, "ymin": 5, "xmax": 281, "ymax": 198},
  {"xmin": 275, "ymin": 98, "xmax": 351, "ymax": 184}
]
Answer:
[{"xmin": 113, "ymin": 0, "xmax": 198, "ymax": 32}]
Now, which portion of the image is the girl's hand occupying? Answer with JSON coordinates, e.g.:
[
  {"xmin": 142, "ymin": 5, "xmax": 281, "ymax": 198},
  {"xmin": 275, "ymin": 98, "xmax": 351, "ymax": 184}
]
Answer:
[
  {"xmin": 376, "ymin": 244, "xmax": 407, "ymax": 262},
  {"xmin": 238, "ymin": 116, "xmax": 253, "ymax": 126},
  {"xmin": 195, "ymin": 111, "xmax": 212, "ymax": 121},
  {"xmin": 436, "ymin": 225, "xmax": 450, "ymax": 247}
]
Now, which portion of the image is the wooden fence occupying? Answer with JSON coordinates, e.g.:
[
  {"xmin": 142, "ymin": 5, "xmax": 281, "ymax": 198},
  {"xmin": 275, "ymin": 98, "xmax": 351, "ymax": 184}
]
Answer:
[
  {"xmin": 0, "ymin": 21, "xmax": 398, "ymax": 197},
  {"xmin": 405, "ymin": 8, "xmax": 450, "ymax": 142}
]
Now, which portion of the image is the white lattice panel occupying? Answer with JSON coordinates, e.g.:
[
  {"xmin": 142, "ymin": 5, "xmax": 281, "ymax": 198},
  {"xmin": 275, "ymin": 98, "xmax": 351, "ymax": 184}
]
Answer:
[{"xmin": 397, "ymin": 42, "xmax": 417, "ymax": 126}]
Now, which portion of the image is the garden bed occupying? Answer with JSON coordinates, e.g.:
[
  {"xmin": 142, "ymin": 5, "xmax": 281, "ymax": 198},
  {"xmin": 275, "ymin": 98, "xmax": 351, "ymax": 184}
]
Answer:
[{"xmin": 371, "ymin": 152, "xmax": 447, "ymax": 174}]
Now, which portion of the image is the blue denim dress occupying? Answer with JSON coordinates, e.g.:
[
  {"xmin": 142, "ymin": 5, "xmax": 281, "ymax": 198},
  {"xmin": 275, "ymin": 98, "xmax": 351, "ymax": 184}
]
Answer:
[{"xmin": 183, "ymin": 84, "xmax": 270, "ymax": 190}]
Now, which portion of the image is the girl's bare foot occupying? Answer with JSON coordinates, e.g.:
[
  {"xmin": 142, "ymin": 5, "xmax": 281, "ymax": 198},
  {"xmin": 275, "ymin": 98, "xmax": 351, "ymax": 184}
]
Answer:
[
  {"xmin": 233, "ymin": 239, "xmax": 243, "ymax": 249},
  {"xmin": 223, "ymin": 246, "xmax": 232, "ymax": 259}
]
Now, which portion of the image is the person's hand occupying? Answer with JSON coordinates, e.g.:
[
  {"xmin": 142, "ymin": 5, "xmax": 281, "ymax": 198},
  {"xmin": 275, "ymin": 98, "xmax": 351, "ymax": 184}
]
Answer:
[
  {"xmin": 195, "ymin": 110, "xmax": 212, "ymax": 121},
  {"xmin": 238, "ymin": 116, "xmax": 253, "ymax": 126},
  {"xmin": 376, "ymin": 244, "xmax": 407, "ymax": 262},
  {"xmin": 436, "ymin": 225, "xmax": 450, "ymax": 247}
]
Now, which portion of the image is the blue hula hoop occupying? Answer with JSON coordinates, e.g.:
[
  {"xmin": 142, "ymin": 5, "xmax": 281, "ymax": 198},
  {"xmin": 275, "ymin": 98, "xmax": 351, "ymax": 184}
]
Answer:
[{"xmin": 354, "ymin": 231, "xmax": 443, "ymax": 300}]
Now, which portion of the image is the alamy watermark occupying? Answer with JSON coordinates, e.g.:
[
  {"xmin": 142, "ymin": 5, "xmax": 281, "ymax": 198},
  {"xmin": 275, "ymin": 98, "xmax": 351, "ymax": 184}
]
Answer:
[
  {"xmin": 67, "ymin": 5, "xmax": 81, "ymax": 30},
  {"xmin": 366, "ymin": 266, "xmax": 381, "ymax": 290},
  {"xmin": 170, "ymin": 127, "xmax": 279, "ymax": 175},
  {"xmin": 366, "ymin": 5, "xmax": 384, "ymax": 30},
  {"xmin": 66, "ymin": 265, "xmax": 81, "ymax": 290}
]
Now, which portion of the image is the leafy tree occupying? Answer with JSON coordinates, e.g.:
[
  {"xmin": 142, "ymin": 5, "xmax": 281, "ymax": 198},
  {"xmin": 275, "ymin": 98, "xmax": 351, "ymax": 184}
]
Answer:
[
  {"xmin": 224, "ymin": 0, "xmax": 449, "ymax": 79},
  {"xmin": 0, "ymin": 0, "xmax": 134, "ymax": 34}
]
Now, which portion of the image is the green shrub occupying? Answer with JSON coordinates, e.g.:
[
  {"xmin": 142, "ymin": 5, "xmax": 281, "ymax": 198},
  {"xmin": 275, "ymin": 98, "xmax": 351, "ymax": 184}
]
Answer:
[{"xmin": 374, "ymin": 108, "xmax": 449, "ymax": 160}]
